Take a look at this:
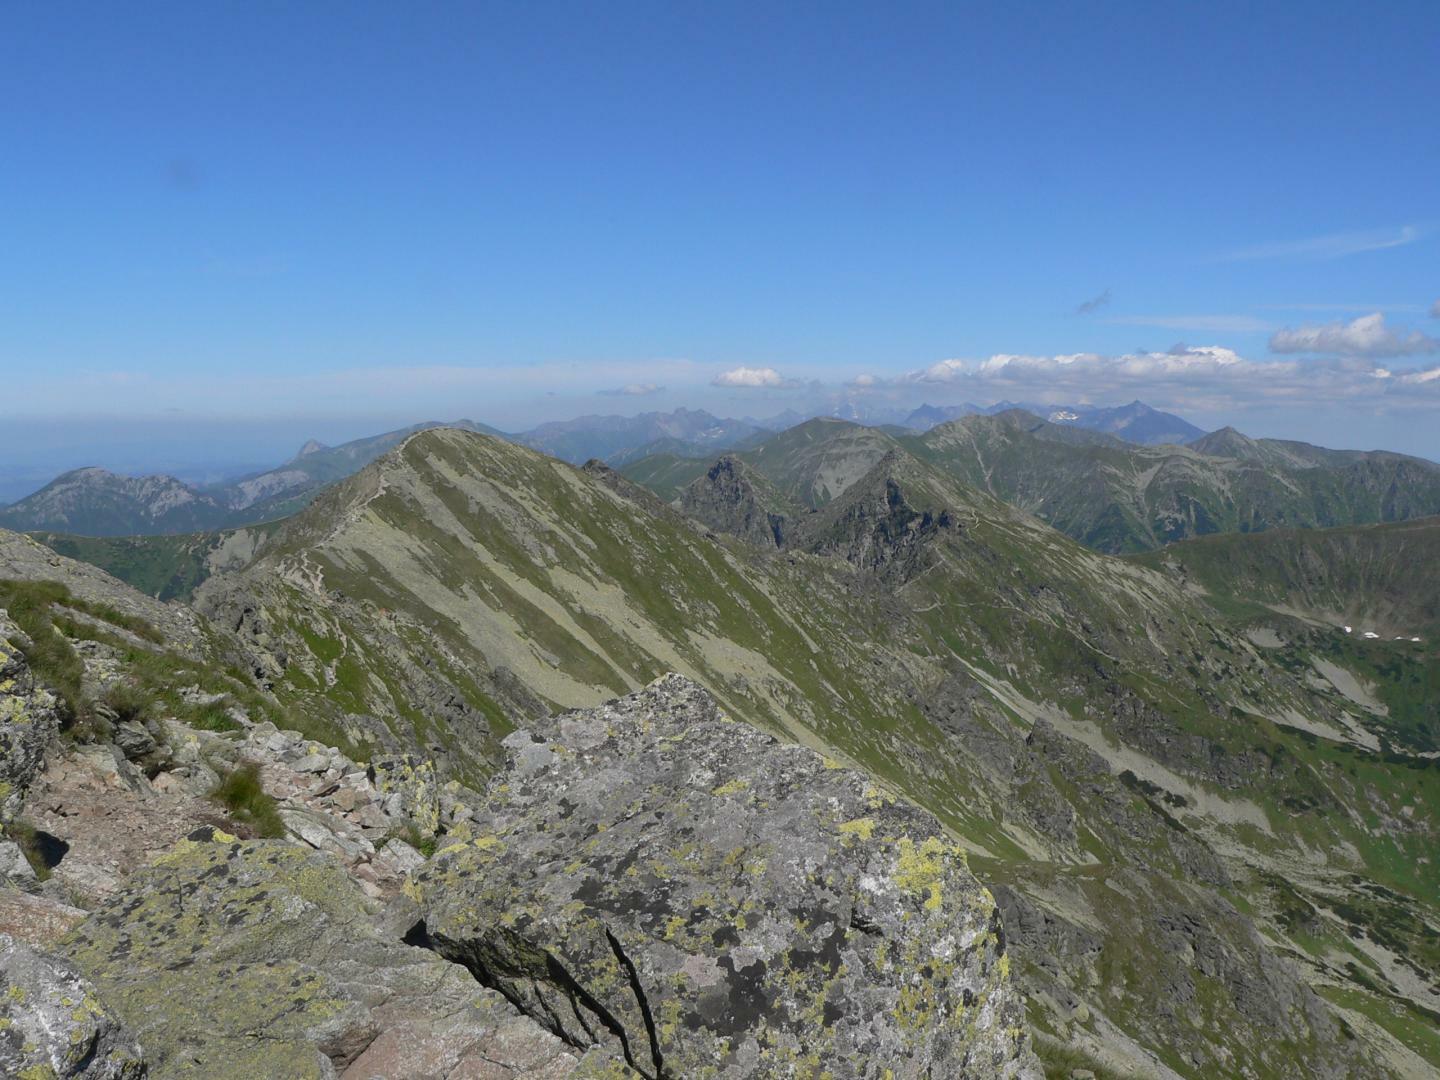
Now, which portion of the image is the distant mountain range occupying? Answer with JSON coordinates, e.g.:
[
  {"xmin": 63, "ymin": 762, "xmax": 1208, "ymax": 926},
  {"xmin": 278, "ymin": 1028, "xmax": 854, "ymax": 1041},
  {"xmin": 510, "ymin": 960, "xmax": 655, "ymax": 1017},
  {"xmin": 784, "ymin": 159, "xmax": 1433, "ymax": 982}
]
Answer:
[
  {"xmin": 513, "ymin": 406, "xmax": 764, "ymax": 466},
  {"xmin": 0, "ymin": 420, "xmax": 503, "ymax": 536},
  {"xmin": 0, "ymin": 398, "xmax": 1410, "ymax": 540},
  {"xmin": 898, "ymin": 399, "xmax": 1204, "ymax": 445},
  {"xmin": 622, "ymin": 409, "xmax": 1440, "ymax": 553}
]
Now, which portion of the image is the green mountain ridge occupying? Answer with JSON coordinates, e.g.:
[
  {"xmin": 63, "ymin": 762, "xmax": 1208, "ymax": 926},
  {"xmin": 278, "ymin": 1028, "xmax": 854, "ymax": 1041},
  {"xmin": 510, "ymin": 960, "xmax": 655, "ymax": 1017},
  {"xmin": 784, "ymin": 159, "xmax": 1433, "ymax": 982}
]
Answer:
[
  {"xmin": 1131, "ymin": 514, "xmax": 1440, "ymax": 641},
  {"xmin": 623, "ymin": 411, "xmax": 1440, "ymax": 557}
]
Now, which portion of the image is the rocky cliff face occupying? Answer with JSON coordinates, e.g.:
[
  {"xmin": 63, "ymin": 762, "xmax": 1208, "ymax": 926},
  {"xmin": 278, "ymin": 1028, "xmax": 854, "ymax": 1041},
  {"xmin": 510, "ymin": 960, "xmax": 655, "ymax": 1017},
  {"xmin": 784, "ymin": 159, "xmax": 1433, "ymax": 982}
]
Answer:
[{"xmin": 678, "ymin": 456, "xmax": 789, "ymax": 548}]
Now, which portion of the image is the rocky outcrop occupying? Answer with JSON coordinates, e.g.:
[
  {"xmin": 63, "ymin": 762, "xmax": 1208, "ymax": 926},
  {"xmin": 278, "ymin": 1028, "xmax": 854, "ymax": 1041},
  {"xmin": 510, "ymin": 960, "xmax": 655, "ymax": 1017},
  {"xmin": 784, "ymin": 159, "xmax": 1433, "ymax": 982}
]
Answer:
[
  {"xmin": 412, "ymin": 675, "xmax": 1040, "ymax": 1079},
  {"xmin": 60, "ymin": 830, "xmax": 602, "ymax": 1079},
  {"xmin": 1, "ymin": 611, "xmax": 61, "ymax": 823},
  {"xmin": 0, "ymin": 932, "xmax": 146, "ymax": 1078},
  {"xmin": 793, "ymin": 459, "xmax": 958, "ymax": 581},
  {"xmin": 678, "ymin": 456, "xmax": 788, "ymax": 548},
  {"xmin": 23, "ymin": 709, "xmax": 474, "ymax": 907}
]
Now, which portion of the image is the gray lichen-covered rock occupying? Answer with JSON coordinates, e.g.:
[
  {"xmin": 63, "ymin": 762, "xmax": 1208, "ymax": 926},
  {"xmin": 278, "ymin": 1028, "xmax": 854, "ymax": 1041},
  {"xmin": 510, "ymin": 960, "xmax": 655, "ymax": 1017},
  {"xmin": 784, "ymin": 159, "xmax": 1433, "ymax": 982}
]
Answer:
[
  {"xmin": 1, "ymin": 611, "xmax": 61, "ymax": 823},
  {"xmin": 370, "ymin": 755, "xmax": 441, "ymax": 839},
  {"xmin": 0, "ymin": 932, "xmax": 146, "ymax": 1078},
  {"xmin": 412, "ymin": 674, "xmax": 1041, "ymax": 1079},
  {"xmin": 59, "ymin": 828, "xmax": 602, "ymax": 1079}
]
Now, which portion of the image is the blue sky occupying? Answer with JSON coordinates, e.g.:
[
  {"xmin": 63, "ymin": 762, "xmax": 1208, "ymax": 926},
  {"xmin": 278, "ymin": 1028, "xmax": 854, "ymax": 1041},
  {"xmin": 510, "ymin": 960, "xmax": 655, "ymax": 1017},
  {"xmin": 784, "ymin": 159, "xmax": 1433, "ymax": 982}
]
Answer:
[{"xmin": 2, "ymin": 1, "xmax": 1438, "ymax": 479}]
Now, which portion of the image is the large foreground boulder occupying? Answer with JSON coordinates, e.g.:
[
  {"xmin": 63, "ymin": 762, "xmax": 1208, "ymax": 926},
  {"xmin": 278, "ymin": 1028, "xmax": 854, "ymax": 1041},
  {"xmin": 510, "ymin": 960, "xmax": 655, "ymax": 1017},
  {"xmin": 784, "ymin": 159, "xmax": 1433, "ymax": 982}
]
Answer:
[
  {"xmin": 59, "ymin": 828, "xmax": 614, "ymax": 1078},
  {"xmin": 412, "ymin": 674, "xmax": 1040, "ymax": 1079},
  {"xmin": 0, "ymin": 932, "xmax": 146, "ymax": 1078}
]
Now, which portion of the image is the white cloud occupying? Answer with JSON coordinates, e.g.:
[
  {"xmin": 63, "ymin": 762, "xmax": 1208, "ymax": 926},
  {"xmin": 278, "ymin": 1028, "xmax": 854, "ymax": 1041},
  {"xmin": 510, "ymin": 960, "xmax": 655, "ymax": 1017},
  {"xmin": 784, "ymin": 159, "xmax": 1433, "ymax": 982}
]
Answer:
[
  {"xmin": 874, "ymin": 344, "xmax": 1440, "ymax": 414},
  {"xmin": 712, "ymin": 366, "xmax": 794, "ymax": 389},
  {"xmin": 599, "ymin": 383, "xmax": 664, "ymax": 396},
  {"xmin": 847, "ymin": 373, "xmax": 880, "ymax": 388},
  {"xmin": 1106, "ymin": 314, "xmax": 1273, "ymax": 333},
  {"xmin": 1269, "ymin": 312, "xmax": 1440, "ymax": 358},
  {"xmin": 913, "ymin": 359, "xmax": 969, "ymax": 384},
  {"xmin": 1219, "ymin": 224, "xmax": 1421, "ymax": 262}
]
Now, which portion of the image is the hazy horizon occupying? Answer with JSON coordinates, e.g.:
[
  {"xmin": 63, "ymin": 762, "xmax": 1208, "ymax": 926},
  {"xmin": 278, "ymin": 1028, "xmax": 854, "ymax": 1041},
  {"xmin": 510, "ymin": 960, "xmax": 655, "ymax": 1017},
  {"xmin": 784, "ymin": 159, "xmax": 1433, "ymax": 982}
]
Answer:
[{"xmin": 5, "ymin": 389, "xmax": 1440, "ymax": 506}]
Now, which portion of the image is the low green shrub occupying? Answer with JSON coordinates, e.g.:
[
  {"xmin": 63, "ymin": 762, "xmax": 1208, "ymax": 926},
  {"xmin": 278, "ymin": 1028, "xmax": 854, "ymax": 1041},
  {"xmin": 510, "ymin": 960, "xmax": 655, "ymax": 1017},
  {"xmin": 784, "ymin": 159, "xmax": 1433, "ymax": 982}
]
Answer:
[
  {"xmin": 210, "ymin": 763, "xmax": 286, "ymax": 838},
  {"xmin": 186, "ymin": 697, "xmax": 241, "ymax": 733},
  {"xmin": 102, "ymin": 679, "xmax": 151, "ymax": 725}
]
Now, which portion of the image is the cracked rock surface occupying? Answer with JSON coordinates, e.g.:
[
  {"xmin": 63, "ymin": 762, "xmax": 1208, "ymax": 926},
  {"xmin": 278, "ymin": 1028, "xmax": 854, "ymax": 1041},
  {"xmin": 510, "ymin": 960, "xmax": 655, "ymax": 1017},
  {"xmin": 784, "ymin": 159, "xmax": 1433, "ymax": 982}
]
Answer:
[{"xmin": 412, "ymin": 674, "xmax": 1041, "ymax": 1079}]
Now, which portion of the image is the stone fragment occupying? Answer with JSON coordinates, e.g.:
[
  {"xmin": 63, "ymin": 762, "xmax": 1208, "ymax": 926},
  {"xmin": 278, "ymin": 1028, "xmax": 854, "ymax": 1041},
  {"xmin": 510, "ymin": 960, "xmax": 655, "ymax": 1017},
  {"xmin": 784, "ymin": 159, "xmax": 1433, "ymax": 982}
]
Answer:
[{"xmin": 112, "ymin": 720, "xmax": 156, "ymax": 760}]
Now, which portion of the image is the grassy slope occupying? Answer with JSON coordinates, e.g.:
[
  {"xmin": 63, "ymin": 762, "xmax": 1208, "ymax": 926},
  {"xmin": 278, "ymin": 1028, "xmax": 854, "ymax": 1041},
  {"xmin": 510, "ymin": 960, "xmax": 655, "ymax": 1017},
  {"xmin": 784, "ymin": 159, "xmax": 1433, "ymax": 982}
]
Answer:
[{"xmin": 1129, "ymin": 515, "xmax": 1440, "ymax": 641}]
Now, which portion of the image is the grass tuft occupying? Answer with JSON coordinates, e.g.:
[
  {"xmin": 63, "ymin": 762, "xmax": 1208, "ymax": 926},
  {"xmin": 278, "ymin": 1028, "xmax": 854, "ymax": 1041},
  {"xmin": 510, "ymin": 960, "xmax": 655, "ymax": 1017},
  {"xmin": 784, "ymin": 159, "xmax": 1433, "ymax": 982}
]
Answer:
[{"xmin": 210, "ymin": 763, "xmax": 286, "ymax": 838}]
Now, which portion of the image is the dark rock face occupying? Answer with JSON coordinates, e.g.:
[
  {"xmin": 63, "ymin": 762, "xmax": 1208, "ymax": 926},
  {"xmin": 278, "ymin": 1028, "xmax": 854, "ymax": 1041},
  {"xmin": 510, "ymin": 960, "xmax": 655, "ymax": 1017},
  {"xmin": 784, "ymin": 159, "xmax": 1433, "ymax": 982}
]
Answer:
[
  {"xmin": 413, "ymin": 674, "xmax": 1041, "ymax": 1079},
  {"xmin": 0, "ymin": 932, "xmax": 146, "ymax": 1078},
  {"xmin": 796, "ymin": 470, "xmax": 957, "ymax": 581},
  {"xmin": 679, "ymin": 457, "xmax": 787, "ymax": 548}
]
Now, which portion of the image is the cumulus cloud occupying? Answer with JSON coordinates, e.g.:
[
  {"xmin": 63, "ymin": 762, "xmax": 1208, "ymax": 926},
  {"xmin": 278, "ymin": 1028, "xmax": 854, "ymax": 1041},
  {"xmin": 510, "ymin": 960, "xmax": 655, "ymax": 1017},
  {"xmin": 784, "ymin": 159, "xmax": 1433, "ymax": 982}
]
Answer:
[
  {"xmin": 1074, "ymin": 289, "xmax": 1111, "ymax": 316},
  {"xmin": 1269, "ymin": 312, "xmax": 1440, "ymax": 358},
  {"xmin": 861, "ymin": 344, "xmax": 1440, "ymax": 414},
  {"xmin": 910, "ymin": 359, "xmax": 969, "ymax": 384},
  {"xmin": 1220, "ymin": 224, "xmax": 1421, "ymax": 262},
  {"xmin": 711, "ymin": 366, "xmax": 797, "ymax": 389},
  {"xmin": 847, "ymin": 374, "xmax": 880, "ymax": 388},
  {"xmin": 599, "ymin": 383, "xmax": 664, "ymax": 397}
]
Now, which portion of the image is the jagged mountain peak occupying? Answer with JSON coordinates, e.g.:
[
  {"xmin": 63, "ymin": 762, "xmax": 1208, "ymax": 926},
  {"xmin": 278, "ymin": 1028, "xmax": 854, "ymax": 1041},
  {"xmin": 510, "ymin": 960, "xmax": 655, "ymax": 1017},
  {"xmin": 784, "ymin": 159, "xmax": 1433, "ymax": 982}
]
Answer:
[{"xmin": 678, "ymin": 453, "xmax": 793, "ymax": 548}]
